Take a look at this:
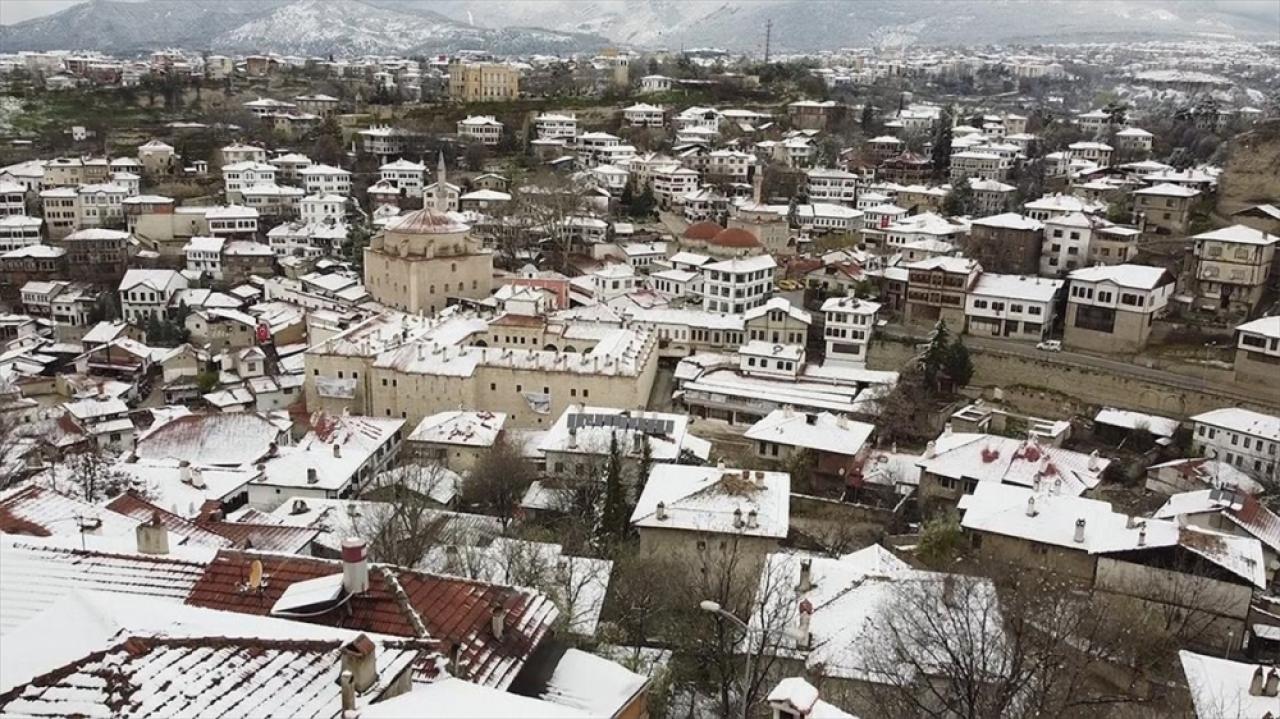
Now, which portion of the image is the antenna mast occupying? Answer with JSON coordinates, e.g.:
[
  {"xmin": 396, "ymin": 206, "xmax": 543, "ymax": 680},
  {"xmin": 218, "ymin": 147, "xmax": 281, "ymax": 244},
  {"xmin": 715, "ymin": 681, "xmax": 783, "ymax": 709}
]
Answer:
[{"xmin": 764, "ymin": 19, "xmax": 773, "ymax": 63}]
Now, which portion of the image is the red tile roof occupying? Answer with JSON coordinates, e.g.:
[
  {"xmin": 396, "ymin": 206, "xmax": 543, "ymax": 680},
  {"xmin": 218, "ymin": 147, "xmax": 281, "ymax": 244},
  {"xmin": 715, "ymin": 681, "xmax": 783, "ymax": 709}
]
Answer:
[
  {"xmin": 708, "ymin": 227, "xmax": 761, "ymax": 248},
  {"xmin": 105, "ymin": 493, "xmax": 235, "ymax": 549},
  {"xmin": 185, "ymin": 550, "xmax": 558, "ymax": 689},
  {"xmin": 197, "ymin": 521, "xmax": 320, "ymax": 554},
  {"xmin": 682, "ymin": 220, "xmax": 723, "ymax": 241}
]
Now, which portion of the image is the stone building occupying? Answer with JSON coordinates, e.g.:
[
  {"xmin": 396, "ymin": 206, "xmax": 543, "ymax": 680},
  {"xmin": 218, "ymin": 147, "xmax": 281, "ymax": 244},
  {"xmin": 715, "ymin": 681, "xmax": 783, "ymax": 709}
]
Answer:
[{"xmin": 363, "ymin": 157, "xmax": 493, "ymax": 315}]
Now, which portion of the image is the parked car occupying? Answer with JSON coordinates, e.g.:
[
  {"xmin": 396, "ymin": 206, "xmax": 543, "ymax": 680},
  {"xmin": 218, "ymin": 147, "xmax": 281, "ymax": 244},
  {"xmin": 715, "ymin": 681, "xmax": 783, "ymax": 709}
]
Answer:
[{"xmin": 1036, "ymin": 339, "xmax": 1062, "ymax": 352}]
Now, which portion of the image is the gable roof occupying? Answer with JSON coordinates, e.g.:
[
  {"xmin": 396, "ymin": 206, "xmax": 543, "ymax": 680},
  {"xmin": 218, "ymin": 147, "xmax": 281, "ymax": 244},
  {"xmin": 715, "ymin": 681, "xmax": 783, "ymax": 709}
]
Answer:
[
  {"xmin": 185, "ymin": 549, "xmax": 557, "ymax": 689},
  {"xmin": 0, "ymin": 635, "xmax": 425, "ymax": 718},
  {"xmin": 631, "ymin": 464, "xmax": 790, "ymax": 539},
  {"xmin": 0, "ymin": 537, "xmax": 211, "ymax": 634}
]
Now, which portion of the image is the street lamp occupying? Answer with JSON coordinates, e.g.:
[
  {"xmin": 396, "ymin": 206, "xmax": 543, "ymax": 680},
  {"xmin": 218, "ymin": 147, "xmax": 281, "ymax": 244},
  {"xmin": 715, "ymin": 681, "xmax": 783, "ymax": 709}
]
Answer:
[{"xmin": 698, "ymin": 599, "xmax": 754, "ymax": 719}]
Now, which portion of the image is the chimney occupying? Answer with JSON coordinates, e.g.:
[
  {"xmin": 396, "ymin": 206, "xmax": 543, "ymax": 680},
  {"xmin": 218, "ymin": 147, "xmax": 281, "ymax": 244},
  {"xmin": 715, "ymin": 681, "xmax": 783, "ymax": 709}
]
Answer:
[
  {"xmin": 1026, "ymin": 496, "xmax": 1038, "ymax": 517},
  {"xmin": 290, "ymin": 498, "xmax": 310, "ymax": 515},
  {"xmin": 339, "ymin": 670, "xmax": 356, "ymax": 713},
  {"xmin": 135, "ymin": 513, "xmax": 169, "ymax": 555},
  {"xmin": 655, "ymin": 501, "xmax": 667, "ymax": 520},
  {"xmin": 747, "ymin": 508, "xmax": 759, "ymax": 528},
  {"xmin": 189, "ymin": 468, "xmax": 205, "ymax": 489},
  {"xmin": 1138, "ymin": 525, "xmax": 1147, "ymax": 546},
  {"xmin": 445, "ymin": 545, "xmax": 460, "ymax": 573},
  {"xmin": 717, "ymin": 459, "xmax": 726, "ymax": 471},
  {"xmin": 798, "ymin": 558, "xmax": 812, "ymax": 593},
  {"xmin": 307, "ymin": 467, "xmax": 319, "ymax": 484},
  {"xmin": 178, "ymin": 460, "xmax": 192, "ymax": 484},
  {"xmin": 1265, "ymin": 668, "xmax": 1278, "ymax": 697},
  {"xmin": 1249, "ymin": 666, "xmax": 1264, "ymax": 696},
  {"xmin": 568, "ymin": 426, "xmax": 577, "ymax": 449},
  {"xmin": 342, "ymin": 538, "xmax": 369, "ymax": 595},
  {"xmin": 341, "ymin": 634, "xmax": 379, "ymax": 694},
  {"xmin": 923, "ymin": 440, "xmax": 936, "ymax": 459},
  {"xmin": 733, "ymin": 507, "xmax": 744, "ymax": 528},
  {"xmin": 333, "ymin": 443, "xmax": 342, "ymax": 459},
  {"xmin": 1088, "ymin": 449, "xmax": 1100, "ymax": 472},
  {"xmin": 491, "ymin": 603, "xmax": 507, "ymax": 640},
  {"xmin": 632, "ymin": 432, "xmax": 643, "ymax": 455},
  {"xmin": 835, "ymin": 413, "xmax": 847, "ymax": 429},
  {"xmin": 1073, "ymin": 518, "xmax": 1086, "ymax": 544},
  {"xmin": 796, "ymin": 598, "xmax": 813, "ymax": 648}
]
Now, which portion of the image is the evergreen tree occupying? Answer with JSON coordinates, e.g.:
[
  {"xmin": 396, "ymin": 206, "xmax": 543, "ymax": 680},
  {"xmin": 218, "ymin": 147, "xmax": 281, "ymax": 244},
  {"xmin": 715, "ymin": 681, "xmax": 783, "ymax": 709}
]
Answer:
[
  {"xmin": 599, "ymin": 433, "xmax": 628, "ymax": 546},
  {"xmin": 632, "ymin": 185, "xmax": 656, "ymax": 218},
  {"xmin": 944, "ymin": 338, "xmax": 975, "ymax": 388},
  {"xmin": 931, "ymin": 106, "xmax": 954, "ymax": 182},
  {"xmin": 860, "ymin": 104, "xmax": 876, "ymax": 133},
  {"xmin": 942, "ymin": 177, "xmax": 973, "ymax": 217},
  {"xmin": 920, "ymin": 319, "xmax": 951, "ymax": 388}
]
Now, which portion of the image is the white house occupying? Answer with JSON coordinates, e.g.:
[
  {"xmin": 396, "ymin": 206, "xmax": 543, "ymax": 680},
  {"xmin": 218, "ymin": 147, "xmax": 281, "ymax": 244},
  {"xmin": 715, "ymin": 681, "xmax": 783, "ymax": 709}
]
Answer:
[
  {"xmin": 821, "ymin": 296, "xmax": 880, "ymax": 366},
  {"xmin": 250, "ymin": 415, "xmax": 405, "ymax": 509},
  {"xmin": 805, "ymin": 168, "xmax": 858, "ymax": 205},
  {"xmin": 700, "ymin": 254, "xmax": 777, "ymax": 314},
  {"xmin": 379, "ymin": 159, "xmax": 426, "ymax": 194},
  {"xmin": 1041, "ymin": 212, "xmax": 1108, "ymax": 276},
  {"xmin": 533, "ymin": 112, "xmax": 577, "ymax": 140},
  {"xmin": 639, "ymin": 75, "xmax": 673, "ymax": 94},
  {"xmin": 457, "ymin": 115, "xmax": 504, "ymax": 146},
  {"xmin": 184, "ymin": 236, "xmax": 226, "ymax": 280},
  {"xmin": 298, "ymin": 164, "xmax": 351, "ymax": 196},
  {"xmin": 622, "ymin": 103, "xmax": 665, "ymax": 128},
  {"xmin": 704, "ymin": 150, "xmax": 756, "ymax": 183},
  {"xmin": 1190, "ymin": 408, "xmax": 1279, "ymax": 482},
  {"xmin": 119, "ymin": 269, "xmax": 190, "ymax": 325},
  {"xmin": 221, "ymin": 143, "xmax": 267, "ymax": 166},
  {"xmin": 1064, "ymin": 264, "xmax": 1174, "ymax": 353},
  {"xmin": 965, "ymin": 273, "xmax": 1063, "ymax": 341},
  {"xmin": 0, "ymin": 215, "xmax": 43, "ymax": 252},
  {"xmin": 205, "ymin": 205, "xmax": 259, "ymax": 237},
  {"xmin": 222, "ymin": 161, "xmax": 276, "ymax": 200}
]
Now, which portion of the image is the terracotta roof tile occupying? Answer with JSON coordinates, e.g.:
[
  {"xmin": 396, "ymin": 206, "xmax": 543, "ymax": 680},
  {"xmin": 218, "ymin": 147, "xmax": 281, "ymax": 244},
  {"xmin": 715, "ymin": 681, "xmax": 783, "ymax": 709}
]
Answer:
[
  {"xmin": 105, "ymin": 493, "xmax": 235, "ymax": 549},
  {"xmin": 185, "ymin": 550, "xmax": 556, "ymax": 688}
]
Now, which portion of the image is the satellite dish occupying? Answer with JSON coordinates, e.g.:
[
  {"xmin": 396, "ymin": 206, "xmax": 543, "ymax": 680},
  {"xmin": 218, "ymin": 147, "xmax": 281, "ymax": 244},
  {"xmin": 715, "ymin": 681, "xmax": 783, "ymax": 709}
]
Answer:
[{"xmin": 248, "ymin": 559, "xmax": 264, "ymax": 590}]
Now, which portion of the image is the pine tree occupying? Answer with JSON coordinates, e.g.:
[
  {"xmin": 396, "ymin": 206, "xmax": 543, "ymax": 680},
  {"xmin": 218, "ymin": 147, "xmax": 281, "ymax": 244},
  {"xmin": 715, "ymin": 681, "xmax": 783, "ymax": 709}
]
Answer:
[
  {"xmin": 600, "ymin": 432, "xmax": 627, "ymax": 546},
  {"xmin": 931, "ymin": 106, "xmax": 954, "ymax": 182},
  {"xmin": 944, "ymin": 338, "xmax": 974, "ymax": 388},
  {"xmin": 920, "ymin": 319, "xmax": 951, "ymax": 388},
  {"xmin": 942, "ymin": 177, "xmax": 973, "ymax": 217},
  {"xmin": 860, "ymin": 104, "xmax": 875, "ymax": 133}
]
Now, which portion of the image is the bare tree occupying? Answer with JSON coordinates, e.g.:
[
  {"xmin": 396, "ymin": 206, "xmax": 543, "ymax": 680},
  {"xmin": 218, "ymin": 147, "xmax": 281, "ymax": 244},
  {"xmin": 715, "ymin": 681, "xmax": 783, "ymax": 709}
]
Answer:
[
  {"xmin": 496, "ymin": 173, "xmax": 595, "ymax": 273},
  {"xmin": 39, "ymin": 447, "xmax": 140, "ymax": 503},
  {"xmin": 655, "ymin": 535, "xmax": 797, "ymax": 719},
  {"xmin": 354, "ymin": 466, "xmax": 457, "ymax": 568},
  {"xmin": 461, "ymin": 437, "xmax": 537, "ymax": 531},
  {"xmin": 850, "ymin": 569, "xmax": 1170, "ymax": 719}
]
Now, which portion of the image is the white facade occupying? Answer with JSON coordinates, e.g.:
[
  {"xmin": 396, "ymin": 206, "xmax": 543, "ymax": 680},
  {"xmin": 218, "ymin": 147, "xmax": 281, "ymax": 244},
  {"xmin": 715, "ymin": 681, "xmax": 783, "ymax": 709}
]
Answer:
[
  {"xmin": 0, "ymin": 215, "xmax": 43, "ymax": 252},
  {"xmin": 821, "ymin": 296, "xmax": 880, "ymax": 366},
  {"xmin": 379, "ymin": 159, "xmax": 425, "ymax": 194},
  {"xmin": 457, "ymin": 116, "xmax": 504, "ymax": 146},
  {"xmin": 299, "ymin": 164, "xmax": 352, "ymax": 196},
  {"xmin": 534, "ymin": 113, "xmax": 577, "ymax": 140},
  {"xmin": 964, "ymin": 274, "xmax": 1063, "ymax": 341},
  {"xmin": 222, "ymin": 161, "xmax": 276, "ymax": 199},
  {"xmin": 652, "ymin": 168, "xmax": 700, "ymax": 206},
  {"xmin": 1190, "ymin": 408, "xmax": 1279, "ymax": 481},
  {"xmin": 184, "ymin": 236, "xmax": 226, "ymax": 280},
  {"xmin": 700, "ymin": 254, "xmax": 777, "ymax": 314},
  {"xmin": 805, "ymin": 168, "xmax": 858, "ymax": 205},
  {"xmin": 622, "ymin": 103, "xmax": 665, "ymax": 128},
  {"xmin": 1041, "ymin": 212, "xmax": 1100, "ymax": 276},
  {"xmin": 704, "ymin": 150, "xmax": 755, "ymax": 183},
  {"xmin": 119, "ymin": 269, "xmax": 189, "ymax": 324}
]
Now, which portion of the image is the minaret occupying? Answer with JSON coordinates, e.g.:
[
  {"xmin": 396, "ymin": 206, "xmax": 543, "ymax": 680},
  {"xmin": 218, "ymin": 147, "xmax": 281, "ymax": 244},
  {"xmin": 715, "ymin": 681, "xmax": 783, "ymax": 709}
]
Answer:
[
  {"xmin": 435, "ymin": 151, "xmax": 447, "ymax": 212},
  {"xmin": 751, "ymin": 167, "xmax": 763, "ymax": 207}
]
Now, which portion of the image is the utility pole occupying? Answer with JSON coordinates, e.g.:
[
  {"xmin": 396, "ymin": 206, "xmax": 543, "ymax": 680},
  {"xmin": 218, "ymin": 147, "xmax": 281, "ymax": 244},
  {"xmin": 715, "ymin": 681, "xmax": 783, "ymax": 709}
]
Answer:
[{"xmin": 764, "ymin": 19, "xmax": 772, "ymax": 64}]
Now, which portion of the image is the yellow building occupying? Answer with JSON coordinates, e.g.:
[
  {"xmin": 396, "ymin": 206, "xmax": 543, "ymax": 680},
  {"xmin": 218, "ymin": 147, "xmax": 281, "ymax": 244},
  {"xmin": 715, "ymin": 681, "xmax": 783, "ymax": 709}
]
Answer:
[
  {"xmin": 448, "ymin": 62, "xmax": 519, "ymax": 103},
  {"xmin": 363, "ymin": 156, "xmax": 493, "ymax": 314}
]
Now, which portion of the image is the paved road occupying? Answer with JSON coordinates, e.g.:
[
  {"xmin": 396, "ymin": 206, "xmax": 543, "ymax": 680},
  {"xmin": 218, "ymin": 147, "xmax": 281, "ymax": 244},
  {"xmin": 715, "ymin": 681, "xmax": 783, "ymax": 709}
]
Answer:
[{"xmin": 881, "ymin": 326, "xmax": 1279, "ymax": 410}]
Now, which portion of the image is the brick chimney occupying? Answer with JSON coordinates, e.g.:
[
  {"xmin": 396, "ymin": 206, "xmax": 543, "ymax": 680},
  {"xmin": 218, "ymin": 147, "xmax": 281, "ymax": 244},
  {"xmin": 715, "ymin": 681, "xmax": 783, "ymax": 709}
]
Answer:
[{"xmin": 342, "ymin": 538, "xmax": 369, "ymax": 594}]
